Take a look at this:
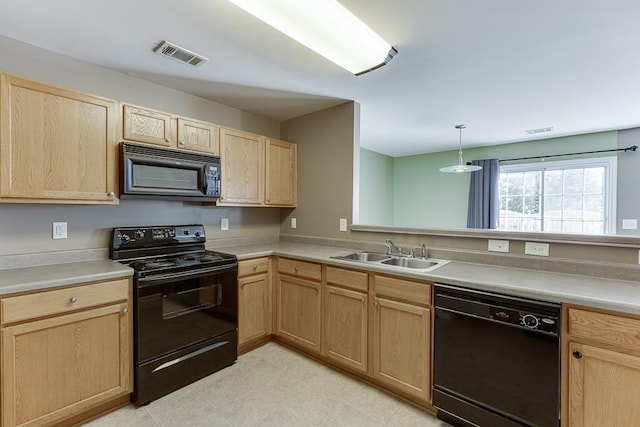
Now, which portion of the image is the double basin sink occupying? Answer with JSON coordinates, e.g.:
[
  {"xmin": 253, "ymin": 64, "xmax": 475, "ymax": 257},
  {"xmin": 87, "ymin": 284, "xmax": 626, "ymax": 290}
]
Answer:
[{"xmin": 331, "ymin": 251, "xmax": 449, "ymax": 272}]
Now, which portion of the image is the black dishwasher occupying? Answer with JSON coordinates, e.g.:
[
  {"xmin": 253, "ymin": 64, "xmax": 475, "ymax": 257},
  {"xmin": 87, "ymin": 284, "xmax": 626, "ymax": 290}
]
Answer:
[{"xmin": 433, "ymin": 283, "xmax": 561, "ymax": 427}]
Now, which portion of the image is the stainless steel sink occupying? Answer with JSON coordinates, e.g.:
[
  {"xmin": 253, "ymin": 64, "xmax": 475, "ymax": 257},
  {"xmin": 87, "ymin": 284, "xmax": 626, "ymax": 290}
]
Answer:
[
  {"xmin": 331, "ymin": 251, "xmax": 449, "ymax": 272},
  {"xmin": 337, "ymin": 252, "xmax": 391, "ymax": 262},
  {"xmin": 381, "ymin": 257, "xmax": 438, "ymax": 269}
]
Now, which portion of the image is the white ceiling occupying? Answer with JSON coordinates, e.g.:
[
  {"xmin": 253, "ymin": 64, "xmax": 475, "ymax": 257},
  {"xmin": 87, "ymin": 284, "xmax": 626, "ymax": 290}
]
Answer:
[{"xmin": 1, "ymin": 0, "xmax": 639, "ymax": 157}]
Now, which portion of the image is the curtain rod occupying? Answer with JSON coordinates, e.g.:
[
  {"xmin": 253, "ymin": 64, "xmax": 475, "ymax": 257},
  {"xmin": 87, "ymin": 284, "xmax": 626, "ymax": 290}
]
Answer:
[{"xmin": 498, "ymin": 145, "xmax": 638, "ymax": 163}]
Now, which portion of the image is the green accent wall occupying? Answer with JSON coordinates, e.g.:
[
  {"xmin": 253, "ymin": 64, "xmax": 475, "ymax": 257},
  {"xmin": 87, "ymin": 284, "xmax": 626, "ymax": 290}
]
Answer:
[
  {"xmin": 359, "ymin": 148, "xmax": 394, "ymax": 225},
  {"xmin": 360, "ymin": 130, "xmax": 619, "ymax": 229}
]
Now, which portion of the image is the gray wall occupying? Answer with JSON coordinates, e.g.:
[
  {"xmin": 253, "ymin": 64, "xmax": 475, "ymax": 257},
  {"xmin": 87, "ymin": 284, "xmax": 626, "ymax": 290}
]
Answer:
[
  {"xmin": 280, "ymin": 102, "xmax": 358, "ymax": 238},
  {"xmin": 617, "ymin": 128, "xmax": 640, "ymax": 236},
  {"xmin": 0, "ymin": 35, "xmax": 281, "ymax": 256}
]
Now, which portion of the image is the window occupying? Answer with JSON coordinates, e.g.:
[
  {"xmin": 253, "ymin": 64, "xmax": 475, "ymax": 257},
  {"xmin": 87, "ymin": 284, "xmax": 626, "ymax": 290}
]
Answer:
[{"xmin": 498, "ymin": 157, "xmax": 616, "ymax": 234}]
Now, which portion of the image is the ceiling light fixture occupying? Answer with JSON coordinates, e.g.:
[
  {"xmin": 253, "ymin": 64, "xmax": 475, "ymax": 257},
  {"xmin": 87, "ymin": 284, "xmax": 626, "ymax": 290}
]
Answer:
[
  {"xmin": 227, "ymin": 0, "xmax": 397, "ymax": 75},
  {"xmin": 439, "ymin": 124, "xmax": 482, "ymax": 173}
]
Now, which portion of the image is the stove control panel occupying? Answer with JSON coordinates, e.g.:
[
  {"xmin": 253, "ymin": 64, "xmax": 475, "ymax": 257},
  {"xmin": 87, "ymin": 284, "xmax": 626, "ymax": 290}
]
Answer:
[{"xmin": 111, "ymin": 224, "xmax": 206, "ymax": 251}]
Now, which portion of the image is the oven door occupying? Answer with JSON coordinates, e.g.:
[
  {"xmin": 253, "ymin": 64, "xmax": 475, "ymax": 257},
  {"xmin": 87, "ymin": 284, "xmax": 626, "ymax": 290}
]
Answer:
[{"xmin": 135, "ymin": 265, "xmax": 237, "ymax": 363}]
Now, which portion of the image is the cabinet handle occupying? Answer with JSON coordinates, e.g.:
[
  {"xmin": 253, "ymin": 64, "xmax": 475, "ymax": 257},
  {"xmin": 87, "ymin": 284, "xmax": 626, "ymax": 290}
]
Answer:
[
  {"xmin": 572, "ymin": 351, "xmax": 583, "ymax": 359},
  {"xmin": 122, "ymin": 307, "xmax": 128, "ymax": 315},
  {"xmin": 69, "ymin": 296, "xmax": 78, "ymax": 304},
  {"xmin": 373, "ymin": 301, "xmax": 379, "ymax": 308},
  {"xmin": 179, "ymin": 141, "xmax": 185, "ymax": 146},
  {"xmin": 107, "ymin": 191, "xmax": 115, "ymax": 198}
]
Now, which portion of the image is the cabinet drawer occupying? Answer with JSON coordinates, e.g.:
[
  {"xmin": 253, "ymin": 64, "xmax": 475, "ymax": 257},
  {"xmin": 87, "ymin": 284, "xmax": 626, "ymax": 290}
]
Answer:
[
  {"xmin": 238, "ymin": 257, "xmax": 270, "ymax": 277},
  {"xmin": 278, "ymin": 258, "xmax": 321, "ymax": 281},
  {"xmin": 374, "ymin": 275, "xmax": 431, "ymax": 307},
  {"xmin": 568, "ymin": 308, "xmax": 640, "ymax": 350},
  {"xmin": 326, "ymin": 266, "xmax": 368, "ymax": 292},
  {"xmin": 1, "ymin": 278, "xmax": 130, "ymax": 324}
]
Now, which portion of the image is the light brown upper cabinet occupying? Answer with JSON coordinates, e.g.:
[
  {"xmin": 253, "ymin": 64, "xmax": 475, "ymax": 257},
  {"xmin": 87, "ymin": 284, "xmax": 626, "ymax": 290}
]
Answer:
[
  {"xmin": 218, "ymin": 129, "xmax": 297, "ymax": 207},
  {"xmin": 265, "ymin": 138, "xmax": 297, "ymax": 207},
  {"xmin": 0, "ymin": 74, "xmax": 118, "ymax": 204},
  {"xmin": 218, "ymin": 127, "xmax": 265, "ymax": 205},
  {"xmin": 122, "ymin": 104, "xmax": 218, "ymax": 155}
]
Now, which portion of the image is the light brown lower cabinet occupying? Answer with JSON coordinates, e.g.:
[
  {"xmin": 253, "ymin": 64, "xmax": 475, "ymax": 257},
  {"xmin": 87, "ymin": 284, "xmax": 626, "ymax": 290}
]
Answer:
[
  {"xmin": 238, "ymin": 257, "xmax": 272, "ymax": 349},
  {"xmin": 276, "ymin": 259, "xmax": 322, "ymax": 353},
  {"xmin": 324, "ymin": 284, "xmax": 368, "ymax": 373},
  {"xmin": 565, "ymin": 306, "xmax": 640, "ymax": 427},
  {"xmin": 0, "ymin": 279, "xmax": 132, "ymax": 427},
  {"xmin": 372, "ymin": 275, "xmax": 432, "ymax": 404}
]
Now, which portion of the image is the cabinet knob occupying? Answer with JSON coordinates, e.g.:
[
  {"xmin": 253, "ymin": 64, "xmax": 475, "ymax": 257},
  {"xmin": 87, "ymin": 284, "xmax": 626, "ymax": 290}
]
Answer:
[
  {"xmin": 69, "ymin": 296, "xmax": 78, "ymax": 304},
  {"xmin": 179, "ymin": 141, "xmax": 185, "ymax": 146},
  {"xmin": 240, "ymin": 281, "xmax": 245, "ymax": 288},
  {"xmin": 253, "ymin": 265, "xmax": 258, "ymax": 270},
  {"xmin": 572, "ymin": 351, "xmax": 583, "ymax": 359},
  {"xmin": 122, "ymin": 307, "xmax": 128, "ymax": 315},
  {"xmin": 294, "ymin": 267, "xmax": 299, "ymax": 273},
  {"xmin": 165, "ymin": 138, "xmax": 171, "ymax": 143},
  {"xmin": 315, "ymin": 286, "xmax": 320, "ymax": 293},
  {"xmin": 373, "ymin": 301, "xmax": 379, "ymax": 308},
  {"xmin": 360, "ymin": 297, "xmax": 366, "ymax": 304},
  {"xmin": 107, "ymin": 191, "xmax": 115, "ymax": 197}
]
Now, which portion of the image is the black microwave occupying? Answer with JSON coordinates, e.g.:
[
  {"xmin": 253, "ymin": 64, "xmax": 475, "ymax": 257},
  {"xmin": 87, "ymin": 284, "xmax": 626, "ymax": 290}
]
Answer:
[{"xmin": 121, "ymin": 142, "xmax": 220, "ymax": 201}]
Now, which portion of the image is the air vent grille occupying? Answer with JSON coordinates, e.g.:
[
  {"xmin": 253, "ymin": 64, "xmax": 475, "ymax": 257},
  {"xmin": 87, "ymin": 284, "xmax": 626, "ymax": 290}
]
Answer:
[
  {"xmin": 123, "ymin": 142, "xmax": 219, "ymax": 163},
  {"xmin": 153, "ymin": 41, "xmax": 208, "ymax": 67}
]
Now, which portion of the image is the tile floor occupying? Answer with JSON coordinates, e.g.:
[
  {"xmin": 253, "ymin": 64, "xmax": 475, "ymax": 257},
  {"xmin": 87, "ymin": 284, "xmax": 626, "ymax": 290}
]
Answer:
[{"xmin": 83, "ymin": 342, "xmax": 451, "ymax": 427}]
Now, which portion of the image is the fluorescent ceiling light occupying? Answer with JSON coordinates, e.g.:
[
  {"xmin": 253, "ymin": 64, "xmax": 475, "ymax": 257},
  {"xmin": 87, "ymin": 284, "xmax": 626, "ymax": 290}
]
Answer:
[{"xmin": 228, "ymin": 0, "xmax": 397, "ymax": 75}]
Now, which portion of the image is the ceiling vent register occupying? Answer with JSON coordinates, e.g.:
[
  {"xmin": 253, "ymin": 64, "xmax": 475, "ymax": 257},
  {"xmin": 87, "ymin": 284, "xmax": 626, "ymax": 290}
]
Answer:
[{"xmin": 153, "ymin": 41, "xmax": 208, "ymax": 67}]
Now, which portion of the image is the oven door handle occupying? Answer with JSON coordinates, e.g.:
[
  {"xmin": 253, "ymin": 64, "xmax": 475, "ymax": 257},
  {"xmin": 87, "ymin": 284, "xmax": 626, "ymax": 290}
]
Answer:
[{"xmin": 137, "ymin": 264, "xmax": 237, "ymax": 286}]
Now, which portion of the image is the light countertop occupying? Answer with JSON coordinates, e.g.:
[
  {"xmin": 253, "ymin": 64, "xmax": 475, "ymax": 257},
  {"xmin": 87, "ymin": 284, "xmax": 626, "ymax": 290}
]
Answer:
[
  {"xmin": 0, "ymin": 260, "xmax": 133, "ymax": 295},
  {"xmin": 214, "ymin": 241, "xmax": 640, "ymax": 315}
]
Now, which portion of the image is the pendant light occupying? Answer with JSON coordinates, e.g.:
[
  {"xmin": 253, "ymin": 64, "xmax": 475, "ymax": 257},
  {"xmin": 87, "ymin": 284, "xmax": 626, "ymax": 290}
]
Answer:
[{"xmin": 439, "ymin": 124, "xmax": 482, "ymax": 173}]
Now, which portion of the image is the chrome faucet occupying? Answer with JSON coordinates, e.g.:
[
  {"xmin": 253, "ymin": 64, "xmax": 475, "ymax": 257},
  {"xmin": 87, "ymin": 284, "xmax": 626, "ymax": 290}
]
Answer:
[
  {"xmin": 384, "ymin": 239, "xmax": 404, "ymax": 256},
  {"xmin": 410, "ymin": 243, "xmax": 427, "ymax": 259}
]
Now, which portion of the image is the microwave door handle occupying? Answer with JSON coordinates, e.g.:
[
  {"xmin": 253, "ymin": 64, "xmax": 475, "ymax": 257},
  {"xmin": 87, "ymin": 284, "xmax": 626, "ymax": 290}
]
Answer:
[{"xmin": 202, "ymin": 168, "xmax": 208, "ymax": 195}]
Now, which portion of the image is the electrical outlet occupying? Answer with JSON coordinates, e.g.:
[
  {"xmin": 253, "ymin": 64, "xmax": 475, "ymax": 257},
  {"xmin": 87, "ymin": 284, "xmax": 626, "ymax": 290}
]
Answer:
[
  {"xmin": 52, "ymin": 222, "xmax": 67, "ymax": 239},
  {"xmin": 339, "ymin": 218, "xmax": 348, "ymax": 232},
  {"xmin": 488, "ymin": 239, "xmax": 509, "ymax": 253},
  {"xmin": 291, "ymin": 217, "xmax": 297, "ymax": 229},
  {"xmin": 220, "ymin": 218, "xmax": 229, "ymax": 231},
  {"xmin": 622, "ymin": 219, "xmax": 638, "ymax": 230},
  {"xmin": 525, "ymin": 242, "xmax": 549, "ymax": 257}
]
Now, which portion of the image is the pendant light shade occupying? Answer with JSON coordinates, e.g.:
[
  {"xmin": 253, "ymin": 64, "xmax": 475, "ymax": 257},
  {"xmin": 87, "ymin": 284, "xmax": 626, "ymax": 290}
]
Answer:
[{"xmin": 439, "ymin": 124, "xmax": 482, "ymax": 173}]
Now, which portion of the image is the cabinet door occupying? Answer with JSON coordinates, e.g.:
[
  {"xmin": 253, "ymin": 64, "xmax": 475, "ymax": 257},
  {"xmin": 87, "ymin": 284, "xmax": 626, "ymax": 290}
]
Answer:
[
  {"xmin": 265, "ymin": 138, "xmax": 297, "ymax": 206},
  {"xmin": 1, "ymin": 303, "xmax": 131, "ymax": 427},
  {"xmin": 0, "ymin": 75, "xmax": 118, "ymax": 204},
  {"xmin": 123, "ymin": 104, "xmax": 172, "ymax": 147},
  {"xmin": 218, "ymin": 127, "xmax": 265, "ymax": 205},
  {"xmin": 372, "ymin": 297, "xmax": 430, "ymax": 403},
  {"xmin": 324, "ymin": 285, "xmax": 367, "ymax": 373},
  {"xmin": 239, "ymin": 272, "xmax": 271, "ymax": 346},
  {"xmin": 177, "ymin": 118, "xmax": 218, "ymax": 155},
  {"xmin": 276, "ymin": 275, "xmax": 321, "ymax": 353},
  {"xmin": 568, "ymin": 342, "xmax": 640, "ymax": 426}
]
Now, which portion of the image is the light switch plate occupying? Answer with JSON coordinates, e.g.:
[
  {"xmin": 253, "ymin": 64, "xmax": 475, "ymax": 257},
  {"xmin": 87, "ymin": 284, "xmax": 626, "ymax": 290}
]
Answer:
[
  {"xmin": 220, "ymin": 218, "xmax": 229, "ymax": 231},
  {"xmin": 488, "ymin": 239, "xmax": 509, "ymax": 253},
  {"xmin": 339, "ymin": 218, "xmax": 348, "ymax": 232},
  {"xmin": 52, "ymin": 222, "xmax": 67, "ymax": 239},
  {"xmin": 525, "ymin": 242, "xmax": 549, "ymax": 257}
]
